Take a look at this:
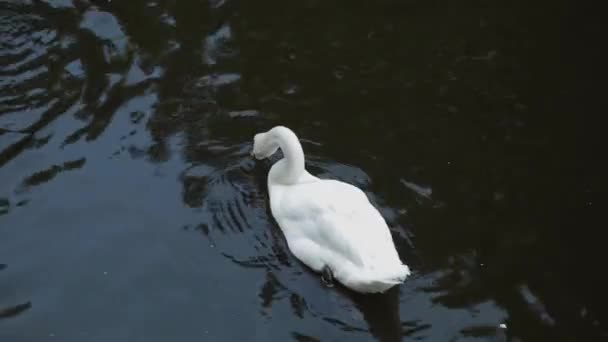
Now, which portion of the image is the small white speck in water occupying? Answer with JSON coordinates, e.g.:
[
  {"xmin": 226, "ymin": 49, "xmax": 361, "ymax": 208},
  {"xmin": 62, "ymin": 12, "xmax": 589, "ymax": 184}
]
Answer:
[
  {"xmin": 103, "ymin": 271, "xmax": 108, "ymax": 275},
  {"xmin": 499, "ymin": 323, "xmax": 507, "ymax": 329}
]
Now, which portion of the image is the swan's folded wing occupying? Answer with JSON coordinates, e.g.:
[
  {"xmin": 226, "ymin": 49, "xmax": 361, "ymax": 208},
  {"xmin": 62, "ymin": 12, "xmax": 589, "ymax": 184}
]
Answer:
[
  {"xmin": 276, "ymin": 180, "xmax": 386, "ymax": 268},
  {"xmin": 281, "ymin": 211, "xmax": 366, "ymax": 268},
  {"xmin": 316, "ymin": 180, "xmax": 396, "ymax": 260}
]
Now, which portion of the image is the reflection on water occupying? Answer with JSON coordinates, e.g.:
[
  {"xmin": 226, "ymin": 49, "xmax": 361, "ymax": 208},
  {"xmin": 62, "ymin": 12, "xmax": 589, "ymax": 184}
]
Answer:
[
  {"xmin": 1, "ymin": 0, "xmax": 606, "ymax": 341},
  {"xmin": 0, "ymin": 264, "xmax": 31, "ymax": 320}
]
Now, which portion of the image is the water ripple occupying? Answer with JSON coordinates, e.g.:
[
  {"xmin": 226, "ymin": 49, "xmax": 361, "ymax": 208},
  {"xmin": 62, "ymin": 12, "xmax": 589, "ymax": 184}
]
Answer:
[{"xmin": 1, "ymin": 1, "xmax": 599, "ymax": 340}]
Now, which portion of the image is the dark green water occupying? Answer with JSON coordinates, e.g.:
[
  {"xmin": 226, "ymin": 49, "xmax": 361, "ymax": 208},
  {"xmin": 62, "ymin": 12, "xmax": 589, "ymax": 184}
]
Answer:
[{"xmin": 1, "ymin": 1, "xmax": 605, "ymax": 341}]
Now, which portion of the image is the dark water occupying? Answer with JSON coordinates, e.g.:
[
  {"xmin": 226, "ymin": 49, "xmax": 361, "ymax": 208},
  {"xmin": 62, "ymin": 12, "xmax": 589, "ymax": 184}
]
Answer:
[{"xmin": 1, "ymin": 0, "xmax": 605, "ymax": 341}]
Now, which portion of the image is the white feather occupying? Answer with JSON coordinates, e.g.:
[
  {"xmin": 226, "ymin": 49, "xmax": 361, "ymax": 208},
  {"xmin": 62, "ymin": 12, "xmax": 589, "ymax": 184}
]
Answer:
[{"xmin": 252, "ymin": 126, "xmax": 410, "ymax": 293}]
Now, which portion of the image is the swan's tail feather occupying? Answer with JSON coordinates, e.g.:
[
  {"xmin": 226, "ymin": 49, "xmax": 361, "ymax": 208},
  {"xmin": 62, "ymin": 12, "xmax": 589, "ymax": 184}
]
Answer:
[
  {"xmin": 378, "ymin": 264, "xmax": 411, "ymax": 284},
  {"xmin": 348, "ymin": 264, "xmax": 411, "ymax": 293}
]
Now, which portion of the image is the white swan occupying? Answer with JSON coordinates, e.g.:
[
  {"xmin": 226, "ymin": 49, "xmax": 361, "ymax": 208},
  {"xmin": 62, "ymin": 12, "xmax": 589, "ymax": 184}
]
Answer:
[{"xmin": 252, "ymin": 126, "xmax": 410, "ymax": 293}]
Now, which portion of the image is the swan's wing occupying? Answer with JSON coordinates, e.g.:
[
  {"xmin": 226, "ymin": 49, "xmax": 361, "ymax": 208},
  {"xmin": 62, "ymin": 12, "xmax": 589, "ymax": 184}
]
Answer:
[
  {"xmin": 321, "ymin": 181, "xmax": 399, "ymax": 265},
  {"xmin": 274, "ymin": 180, "xmax": 394, "ymax": 268}
]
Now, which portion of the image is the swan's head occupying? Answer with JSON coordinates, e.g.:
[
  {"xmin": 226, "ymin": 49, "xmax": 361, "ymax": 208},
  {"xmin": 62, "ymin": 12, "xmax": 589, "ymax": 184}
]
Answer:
[{"xmin": 251, "ymin": 132, "xmax": 279, "ymax": 160}]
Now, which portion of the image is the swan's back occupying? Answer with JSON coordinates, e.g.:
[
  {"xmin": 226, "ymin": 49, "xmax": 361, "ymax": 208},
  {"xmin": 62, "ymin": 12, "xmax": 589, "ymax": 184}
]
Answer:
[{"xmin": 270, "ymin": 178, "xmax": 408, "ymax": 292}]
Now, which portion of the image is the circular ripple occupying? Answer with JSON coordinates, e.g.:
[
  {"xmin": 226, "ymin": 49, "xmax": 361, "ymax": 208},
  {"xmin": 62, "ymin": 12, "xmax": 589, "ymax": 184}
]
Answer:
[{"xmin": 180, "ymin": 140, "xmax": 416, "ymax": 336}]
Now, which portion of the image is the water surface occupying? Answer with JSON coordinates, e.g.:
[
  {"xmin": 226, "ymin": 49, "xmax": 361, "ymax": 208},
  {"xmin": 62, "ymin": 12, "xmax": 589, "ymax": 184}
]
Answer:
[{"xmin": 1, "ymin": 1, "xmax": 605, "ymax": 341}]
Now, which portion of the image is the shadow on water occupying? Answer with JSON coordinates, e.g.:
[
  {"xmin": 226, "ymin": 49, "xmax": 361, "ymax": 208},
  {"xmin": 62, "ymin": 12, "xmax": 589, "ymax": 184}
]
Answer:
[
  {"xmin": 1, "ymin": 0, "xmax": 606, "ymax": 341},
  {"xmin": 0, "ymin": 265, "xmax": 31, "ymax": 320}
]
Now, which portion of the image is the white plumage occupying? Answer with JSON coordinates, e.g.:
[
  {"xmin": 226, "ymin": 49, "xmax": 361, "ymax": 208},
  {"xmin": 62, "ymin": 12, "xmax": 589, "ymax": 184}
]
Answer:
[{"xmin": 252, "ymin": 126, "xmax": 410, "ymax": 293}]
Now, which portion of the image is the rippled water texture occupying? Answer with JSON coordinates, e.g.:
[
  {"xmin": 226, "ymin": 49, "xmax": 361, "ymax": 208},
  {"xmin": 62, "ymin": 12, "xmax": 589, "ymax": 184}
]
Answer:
[{"xmin": 1, "ymin": 1, "xmax": 605, "ymax": 341}]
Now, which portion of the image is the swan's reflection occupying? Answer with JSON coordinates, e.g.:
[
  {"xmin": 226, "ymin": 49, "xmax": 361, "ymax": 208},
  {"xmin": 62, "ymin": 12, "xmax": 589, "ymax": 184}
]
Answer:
[{"xmin": 350, "ymin": 287, "xmax": 403, "ymax": 342}]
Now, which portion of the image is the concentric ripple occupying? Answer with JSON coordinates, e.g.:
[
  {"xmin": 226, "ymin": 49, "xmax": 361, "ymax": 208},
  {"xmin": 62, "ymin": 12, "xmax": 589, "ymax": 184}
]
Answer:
[{"xmin": 177, "ymin": 137, "xmax": 422, "ymax": 340}]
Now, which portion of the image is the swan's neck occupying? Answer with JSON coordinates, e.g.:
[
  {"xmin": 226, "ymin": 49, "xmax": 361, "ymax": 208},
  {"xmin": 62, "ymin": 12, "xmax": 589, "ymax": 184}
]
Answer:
[{"xmin": 268, "ymin": 126, "xmax": 305, "ymax": 184}]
